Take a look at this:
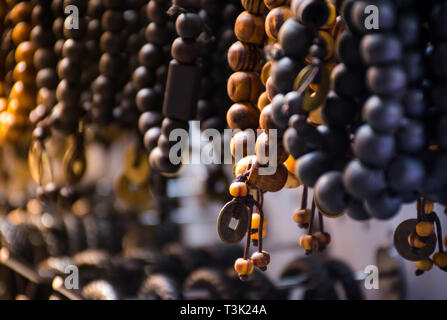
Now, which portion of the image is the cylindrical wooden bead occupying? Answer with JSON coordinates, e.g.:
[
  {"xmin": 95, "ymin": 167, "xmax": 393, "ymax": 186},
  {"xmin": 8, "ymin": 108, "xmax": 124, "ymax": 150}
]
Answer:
[
  {"xmin": 162, "ymin": 60, "xmax": 201, "ymax": 122},
  {"xmin": 227, "ymin": 71, "xmax": 264, "ymax": 103},
  {"xmin": 234, "ymin": 11, "xmax": 265, "ymax": 45}
]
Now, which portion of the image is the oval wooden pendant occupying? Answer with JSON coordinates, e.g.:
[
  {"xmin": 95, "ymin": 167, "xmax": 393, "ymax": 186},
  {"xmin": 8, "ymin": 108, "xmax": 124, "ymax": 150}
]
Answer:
[
  {"xmin": 394, "ymin": 219, "xmax": 437, "ymax": 262},
  {"xmin": 217, "ymin": 200, "xmax": 249, "ymax": 244}
]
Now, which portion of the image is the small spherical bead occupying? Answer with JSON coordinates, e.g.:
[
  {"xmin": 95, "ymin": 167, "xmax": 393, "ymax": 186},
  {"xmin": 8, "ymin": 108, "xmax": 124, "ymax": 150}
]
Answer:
[
  {"xmin": 15, "ymin": 41, "xmax": 35, "ymax": 64},
  {"xmin": 415, "ymin": 222, "xmax": 435, "ymax": 237},
  {"xmin": 292, "ymin": 208, "xmax": 310, "ymax": 225},
  {"xmin": 231, "ymin": 130, "xmax": 255, "ymax": 158},
  {"xmin": 265, "ymin": 6, "xmax": 293, "ymax": 41},
  {"xmin": 292, "ymin": 0, "xmax": 329, "ymax": 28},
  {"xmin": 12, "ymin": 22, "xmax": 31, "ymax": 45},
  {"xmin": 229, "ymin": 182, "xmax": 248, "ymax": 197},
  {"xmin": 433, "ymin": 252, "xmax": 447, "ymax": 268},
  {"xmin": 241, "ymin": 0, "xmax": 267, "ymax": 14},
  {"xmin": 299, "ymin": 234, "xmax": 319, "ymax": 250},
  {"xmin": 415, "ymin": 259, "xmax": 433, "ymax": 271},
  {"xmin": 227, "ymin": 102, "xmax": 260, "ymax": 130},
  {"xmin": 251, "ymin": 251, "xmax": 270, "ymax": 269},
  {"xmin": 408, "ymin": 232, "xmax": 426, "ymax": 249},
  {"xmin": 234, "ymin": 11, "xmax": 265, "ymax": 45},
  {"xmin": 171, "ymin": 37, "xmax": 200, "ymax": 64},
  {"xmin": 227, "ymin": 71, "xmax": 263, "ymax": 103},
  {"xmin": 228, "ymin": 41, "xmax": 262, "ymax": 72},
  {"xmin": 234, "ymin": 258, "xmax": 254, "ymax": 275},
  {"xmin": 313, "ymin": 231, "xmax": 331, "ymax": 246}
]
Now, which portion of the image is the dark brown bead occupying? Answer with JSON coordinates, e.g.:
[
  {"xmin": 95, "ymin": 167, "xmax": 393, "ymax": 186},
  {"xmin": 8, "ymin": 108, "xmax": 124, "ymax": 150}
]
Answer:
[
  {"xmin": 161, "ymin": 117, "xmax": 189, "ymax": 136},
  {"xmin": 163, "ymin": 60, "xmax": 200, "ymax": 121},
  {"xmin": 52, "ymin": 17, "xmax": 64, "ymax": 39},
  {"xmin": 228, "ymin": 41, "xmax": 262, "ymax": 72},
  {"xmin": 241, "ymin": 0, "xmax": 267, "ymax": 15},
  {"xmin": 132, "ymin": 66, "xmax": 156, "ymax": 90},
  {"xmin": 138, "ymin": 43, "xmax": 162, "ymax": 68},
  {"xmin": 63, "ymin": 16, "xmax": 87, "ymax": 40},
  {"xmin": 173, "ymin": 0, "xmax": 201, "ymax": 9},
  {"xmin": 291, "ymin": 0, "xmax": 329, "ymax": 28},
  {"xmin": 93, "ymin": 75, "xmax": 113, "ymax": 95},
  {"xmin": 146, "ymin": 0, "xmax": 167, "ymax": 24},
  {"xmin": 57, "ymin": 58, "xmax": 81, "ymax": 84},
  {"xmin": 63, "ymin": 0, "xmax": 87, "ymax": 15},
  {"xmin": 145, "ymin": 22, "xmax": 171, "ymax": 46},
  {"xmin": 32, "ymin": 5, "xmax": 52, "ymax": 27},
  {"xmin": 36, "ymin": 68, "xmax": 58, "ymax": 89},
  {"xmin": 144, "ymin": 126, "xmax": 161, "ymax": 152},
  {"xmin": 54, "ymin": 39, "xmax": 65, "ymax": 57},
  {"xmin": 88, "ymin": 0, "xmax": 104, "ymax": 17},
  {"xmin": 62, "ymin": 39, "xmax": 84, "ymax": 61},
  {"xmin": 227, "ymin": 102, "xmax": 260, "ymax": 130},
  {"xmin": 99, "ymin": 53, "xmax": 121, "ymax": 78},
  {"xmin": 149, "ymin": 146, "xmax": 182, "ymax": 174},
  {"xmin": 100, "ymin": 31, "xmax": 124, "ymax": 55},
  {"xmin": 87, "ymin": 19, "xmax": 102, "ymax": 40},
  {"xmin": 31, "ymin": 25, "xmax": 54, "ymax": 48},
  {"xmin": 103, "ymin": 0, "xmax": 122, "ymax": 9},
  {"xmin": 234, "ymin": 11, "xmax": 265, "ymax": 45},
  {"xmin": 101, "ymin": 10, "xmax": 124, "ymax": 32},
  {"xmin": 37, "ymin": 88, "xmax": 57, "ymax": 107},
  {"xmin": 136, "ymin": 88, "xmax": 161, "ymax": 112},
  {"xmin": 175, "ymin": 13, "xmax": 202, "ymax": 39},
  {"xmin": 56, "ymin": 79, "xmax": 80, "ymax": 105},
  {"xmin": 138, "ymin": 111, "xmax": 163, "ymax": 133},
  {"xmin": 157, "ymin": 133, "xmax": 179, "ymax": 155},
  {"xmin": 171, "ymin": 37, "xmax": 200, "ymax": 64}
]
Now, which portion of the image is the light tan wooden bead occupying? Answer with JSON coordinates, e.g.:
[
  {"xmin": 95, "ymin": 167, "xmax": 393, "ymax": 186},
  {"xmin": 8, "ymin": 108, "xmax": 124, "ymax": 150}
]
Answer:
[
  {"xmin": 265, "ymin": 6, "xmax": 293, "ymax": 41},
  {"xmin": 241, "ymin": 0, "xmax": 267, "ymax": 15},
  {"xmin": 234, "ymin": 11, "xmax": 265, "ymax": 45},
  {"xmin": 227, "ymin": 71, "xmax": 264, "ymax": 103},
  {"xmin": 247, "ymin": 161, "xmax": 288, "ymax": 192}
]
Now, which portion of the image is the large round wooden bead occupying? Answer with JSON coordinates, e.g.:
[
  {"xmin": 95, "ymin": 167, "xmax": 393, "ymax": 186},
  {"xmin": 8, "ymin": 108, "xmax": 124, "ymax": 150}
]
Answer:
[
  {"xmin": 10, "ymin": 2, "xmax": 32, "ymax": 25},
  {"xmin": 227, "ymin": 102, "xmax": 260, "ymax": 130},
  {"xmin": 227, "ymin": 71, "xmax": 263, "ymax": 103},
  {"xmin": 241, "ymin": 0, "xmax": 267, "ymax": 14},
  {"xmin": 265, "ymin": 6, "xmax": 293, "ymax": 41},
  {"xmin": 264, "ymin": 0, "xmax": 291, "ymax": 10},
  {"xmin": 228, "ymin": 41, "xmax": 262, "ymax": 72},
  {"xmin": 12, "ymin": 22, "xmax": 31, "ymax": 45},
  {"xmin": 175, "ymin": 12, "xmax": 201, "ymax": 39},
  {"xmin": 247, "ymin": 161, "xmax": 288, "ymax": 192},
  {"xmin": 234, "ymin": 11, "xmax": 265, "ymax": 45}
]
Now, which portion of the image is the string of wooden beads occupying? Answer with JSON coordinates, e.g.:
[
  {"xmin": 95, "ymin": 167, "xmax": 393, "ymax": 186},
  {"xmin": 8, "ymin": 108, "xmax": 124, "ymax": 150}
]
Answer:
[
  {"xmin": 149, "ymin": 0, "xmax": 203, "ymax": 175},
  {"xmin": 0, "ymin": 1, "xmax": 35, "ymax": 143},
  {"xmin": 136, "ymin": 0, "xmax": 172, "ymax": 155}
]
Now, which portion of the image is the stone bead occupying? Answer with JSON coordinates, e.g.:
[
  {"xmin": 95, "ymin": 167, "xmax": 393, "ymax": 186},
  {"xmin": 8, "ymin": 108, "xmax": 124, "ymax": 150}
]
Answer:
[
  {"xmin": 234, "ymin": 11, "xmax": 265, "ymax": 45},
  {"xmin": 227, "ymin": 71, "xmax": 264, "ymax": 103}
]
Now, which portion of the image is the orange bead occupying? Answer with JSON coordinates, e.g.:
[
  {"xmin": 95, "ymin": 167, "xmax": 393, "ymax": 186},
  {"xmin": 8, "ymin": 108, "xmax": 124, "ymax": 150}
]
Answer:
[
  {"xmin": 10, "ymin": 2, "xmax": 32, "ymax": 24},
  {"xmin": 13, "ymin": 61, "xmax": 34, "ymax": 84},
  {"xmin": 299, "ymin": 234, "xmax": 318, "ymax": 250},
  {"xmin": 261, "ymin": 61, "xmax": 273, "ymax": 86},
  {"xmin": 227, "ymin": 71, "xmax": 264, "ymax": 103},
  {"xmin": 228, "ymin": 41, "xmax": 263, "ymax": 72},
  {"xmin": 15, "ymin": 41, "xmax": 35, "ymax": 64},
  {"xmin": 229, "ymin": 182, "xmax": 248, "ymax": 197},
  {"xmin": 226, "ymin": 102, "xmax": 260, "ymax": 130},
  {"xmin": 408, "ymin": 232, "xmax": 426, "ymax": 249},
  {"xmin": 251, "ymin": 212, "xmax": 266, "ymax": 240},
  {"xmin": 293, "ymin": 208, "xmax": 310, "ymax": 224},
  {"xmin": 414, "ymin": 259, "xmax": 433, "ymax": 271},
  {"xmin": 257, "ymin": 91, "xmax": 270, "ymax": 111},
  {"xmin": 415, "ymin": 221, "xmax": 434, "ymax": 237},
  {"xmin": 251, "ymin": 251, "xmax": 270, "ymax": 269},
  {"xmin": 12, "ymin": 22, "xmax": 31, "ymax": 45},
  {"xmin": 234, "ymin": 258, "xmax": 254, "ymax": 275},
  {"xmin": 314, "ymin": 231, "xmax": 331, "ymax": 246},
  {"xmin": 433, "ymin": 252, "xmax": 447, "ymax": 268}
]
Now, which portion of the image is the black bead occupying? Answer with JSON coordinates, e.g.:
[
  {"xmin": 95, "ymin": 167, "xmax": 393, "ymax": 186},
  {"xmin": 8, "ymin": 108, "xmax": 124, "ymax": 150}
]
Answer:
[
  {"xmin": 296, "ymin": 151, "xmax": 332, "ymax": 187},
  {"xmin": 343, "ymin": 159, "xmax": 386, "ymax": 199},
  {"xmin": 363, "ymin": 95, "xmax": 403, "ymax": 133},
  {"xmin": 278, "ymin": 18, "xmax": 314, "ymax": 59},
  {"xmin": 386, "ymin": 156, "xmax": 425, "ymax": 192},
  {"xmin": 364, "ymin": 191, "xmax": 401, "ymax": 220},
  {"xmin": 314, "ymin": 171, "xmax": 350, "ymax": 215}
]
